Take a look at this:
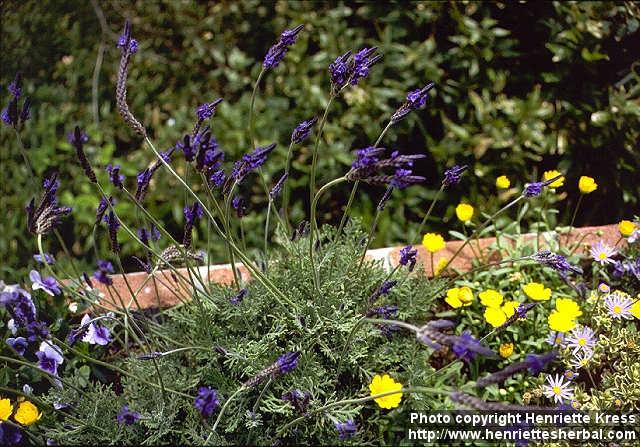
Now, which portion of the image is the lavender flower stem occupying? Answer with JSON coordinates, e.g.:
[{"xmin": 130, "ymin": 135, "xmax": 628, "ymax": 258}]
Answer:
[
  {"xmin": 440, "ymin": 195, "xmax": 524, "ymax": 274},
  {"xmin": 335, "ymin": 316, "xmax": 366, "ymax": 377},
  {"xmin": 335, "ymin": 120, "xmax": 393, "ymax": 240},
  {"xmin": 308, "ymin": 95, "xmax": 335, "ymax": 248},
  {"xmin": 309, "ymin": 176, "xmax": 348, "ymax": 292},
  {"xmin": 278, "ymin": 387, "xmax": 448, "ymax": 435},
  {"xmin": 224, "ymin": 180, "xmax": 242, "ymax": 290},
  {"xmin": 248, "ymin": 68, "xmax": 265, "ymax": 150},
  {"xmin": 207, "ymin": 386, "xmax": 247, "ymax": 443},
  {"xmin": 264, "ymin": 200, "xmax": 272, "ymax": 261},
  {"xmin": 282, "ymin": 141, "xmax": 295, "ymax": 230},
  {"xmin": 355, "ymin": 187, "xmax": 391, "ymax": 273},
  {"xmin": 143, "ymin": 137, "xmax": 297, "ymax": 312},
  {"xmin": 564, "ymin": 194, "xmax": 584, "ymax": 250},
  {"xmin": 411, "ymin": 183, "xmax": 446, "ymax": 245}
]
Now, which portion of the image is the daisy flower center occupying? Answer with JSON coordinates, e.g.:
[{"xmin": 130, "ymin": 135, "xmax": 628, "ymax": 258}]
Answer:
[
  {"xmin": 613, "ymin": 305, "xmax": 621, "ymax": 314},
  {"xmin": 599, "ymin": 252, "xmax": 607, "ymax": 260},
  {"xmin": 578, "ymin": 338, "xmax": 586, "ymax": 346},
  {"xmin": 553, "ymin": 386, "xmax": 562, "ymax": 395}
]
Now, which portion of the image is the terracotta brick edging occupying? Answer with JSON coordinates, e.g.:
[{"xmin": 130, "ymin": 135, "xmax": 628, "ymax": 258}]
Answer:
[{"xmin": 91, "ymin": 224, "xmax": 623, "ymax": 310}]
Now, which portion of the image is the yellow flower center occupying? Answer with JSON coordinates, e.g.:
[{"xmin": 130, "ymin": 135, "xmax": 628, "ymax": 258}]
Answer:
[
  {"xmin": 599, "ymin": 252, "xmax": 607, "ymax": 260},
  {"xmin": 613, "ymin": 305, "xmax": 621, "ymax": 314},
  {"xmin": 578, "ymin": 338, "xmax": 586, "ymax": 346},
  {"xmin": 553, "ymin": 386, "xmax": 562, "ymax": 395}
]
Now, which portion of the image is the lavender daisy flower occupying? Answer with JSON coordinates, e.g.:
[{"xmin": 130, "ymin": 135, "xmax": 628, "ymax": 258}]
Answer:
[
  {"xmin": 546, "ymin": 331, "xmax": 565, "ymax": 347},
  {"xmin": 291, "ymin": 117, "xmax": 317, "ymax": 144},
  {"xmin": 105, "ymin": 164, "xmax": 125, "ymax": 189},
  {"xmin": 36, "ymin": 341, "xmax": 64, "ymax": 376},
  {"xmin": 543, "ymin": 374, "xmax": 574, "ymax": 404},
  {"xmin": 6, "ymin": 337, "xmax": 27, "ymax": 356},
  {"xmin": 93, "ymin": 260, "xmax": 115, "ymax": 286},
  {"xmin": 230, "ymin": 288, "xmax": 248, "ymax": 305},
  {"xmin": 335, "ymin": 419, "xmax": 357, "ymax": 440},
  {"xmin": 565, "ymin": 326, "xmax": 596, "ymax": 355},
  {"xmin": 33, "ymin": 253, "xmax": 55, "ymax": 265},
  {"xmin": 598, "ymin": 283, "xmax": 610, "ymax": 293},
  {"xmin": 194, "ymin": 386, "xmax": 220, "ymax": 417},
  {"xmin": 29, "ymin": 270, "xmax": 61, "ymax": 296},
  {"xmin": 391, "ymin": 83, "xmax": 435, "ymax": 123},
  {"xmin": 281, "ymin": 390, "xmax": 311, "ymax": 414},
  {"xmin": 590, "ymin": 241, "xmax": 617, "ymax": 265},
  {"xmin": 231, "ymin": 143, "xmax": 277, "ymax": 183},
  {"xmin": 603, "ymin": 293, "xmax": 633, "ymax": 319},
  {"xmin": 570, "ymin": 349, "xmax": 593, "ymax": 369},
  {"xmin": 442, "ymin": 165, "xmax": 468, "ymax": 187},
  {"xmin": 26, "ymin": 174, "xmax": 72, "ymax": 235},
  {"xmin": 263, "ymin": 24, "xmax": 304, "ymax": 70},
  {"xmin": 117, "ymin": 405, "xmax": 141, "ymax": 425},
  {"xmin": 79, "ymin": 314, "xmax": 111, "ymax": 346},
  {"xmin": 399, "ymin": 245, "xmax": 418, "ymax": 272}
]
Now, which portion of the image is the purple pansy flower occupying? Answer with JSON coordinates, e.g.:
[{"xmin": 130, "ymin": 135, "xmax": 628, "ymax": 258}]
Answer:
[
  {"xmin": 79, "ymin": 314, "xmax": 111, "ymax": 346},
  {"xmin": 36, "ymin": 341, "xmax": 64, "ymax": 376},
  {"xmin": 6, "ymin": 337, "xmax": 28, "ymax": 356},
  {"xmin": 29, "ymin": 270, "xmax": 61, "ymax": 296}
]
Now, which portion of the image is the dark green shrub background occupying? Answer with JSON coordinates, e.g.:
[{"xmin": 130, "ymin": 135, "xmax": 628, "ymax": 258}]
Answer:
[{"xmin": 1, "ymin": 1, "xmax": 639, "ymax": 279}]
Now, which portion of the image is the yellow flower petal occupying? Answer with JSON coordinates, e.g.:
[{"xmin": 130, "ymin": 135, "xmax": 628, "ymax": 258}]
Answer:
[
  {"xmin": 522, "ymin": 282, "xmax": 551, "ymax": 301},
  {"xmin": 14, "ymin": 401, "xmax": 41, "ymax": 426},
  {"xmin": 619, "ymin": 220, "xmax": 636, "ymax": 237},
  {"xmin": 548, "ymin": 310, "xmax": 576, "ymax": 332},
  {"xmin": 501, "ymin": 301, "xmax": 520, "ymax": 318},
  {"xmin": 455, "ymin": 203, "xmax": 474, "ymax": 222},
  {"xmin": 479, "ymin": 289, "xmax": 503, "ymax": 308},
  {"xmin": 499, "ymin": 343, "xmax": 514, "ymax": 358},
  {"xmin": 445, "ymin": 287, "xmax": 473, "ymax": 308},
  {"xmin": 422, "ymin": 233, "xmax": 445, "ymax": 253},
  {"xmin": 630, "ymin": 300, "xmax": 640, "ymax": 320},
  {"xmin": 0, "ymin": 398, "xmax": 13, "ymax": 421},
  {"xmin": 368, "ymin": 374, "xmax": 403, "ymax": 409},
  {"xmin": 578, "ymin": 176, "xmax": 597, "ymax": 194},
  {"xmin": 434, "ymin": 257, "xmax": 448, "ymax": 276},
  {"xmin": 496, "ymin": 175, "xmax": 510, "ymax": 189},
  {"xmin": 484, "ymin": 307, "xmax": 507, "ymax": 328},
  {"xmin": 543, "ymin": 170, "xmax": 565, "ymax": 188},
  {"xmin": 555, "ymin": 298, "xmax": 582, "ymax": 319}
]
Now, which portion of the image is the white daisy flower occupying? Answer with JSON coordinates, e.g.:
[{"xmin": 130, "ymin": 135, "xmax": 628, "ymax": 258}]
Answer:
[
  {"xmin": 603, "ymin": 293, "xmax": 633, "ymax": 319},
  {"xmin": 571, "ymin": 349, "xmax": 593, "ymax": 369},
  {"xmin": 543, "ymin": 373, "xmax": 574, "ymax": 404},
  {"xmin": 590, "ymin": 241, "xmax": 617, "ymax": 265},
  {"xmin": 565, "ymin": 326, "xmax": 596, "ymax": 355}
]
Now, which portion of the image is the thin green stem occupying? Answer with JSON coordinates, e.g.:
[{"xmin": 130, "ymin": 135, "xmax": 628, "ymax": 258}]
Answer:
[
  {"xmin": 248, "ymin": 68, "xmax": 265, "ymax": 150},
  {"xmin": 309, "ymin": 95, "xmax": 335, "ymax": 233},
  {"xmin": 411, "ymin": 183, "xmax": 446, "ymax": 245},
  {"xmin": 281, "ymin": 141, "xmax": 295, "ymax": 231},
  {"xmin": 206, "ymin": 386, "xmax": 246, "ymax": 443}
]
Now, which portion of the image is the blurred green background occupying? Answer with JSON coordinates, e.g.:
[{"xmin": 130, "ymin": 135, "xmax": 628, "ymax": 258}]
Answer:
[{"xmin": 1, "ymin": 1, "xmax": 639, "ymax": 280}]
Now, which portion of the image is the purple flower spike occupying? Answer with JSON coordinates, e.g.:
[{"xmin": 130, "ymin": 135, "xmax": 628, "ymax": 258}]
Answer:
[
  {"xmin": 29, "ymin": 270, "xmax": 61, "ymax": 296},
  {"xmin": 329, "ymin": 47, "xmax": 382, "ymax": 93},
  {"xmin": 195, "ymin": 98, "xmax": 223, "ymax": 122},
  {"xmin": 263, "ymin": 24, "xmax": 304, "ymax": 70},
  {"xmin": 451, "ymin": 331, "xmax": 495, "ymax": 364},
  {"xmin": 231, "ymin": 143, "xmax": 277, "ymax": 183},
  {"xmin": 0, "ymin": 422, "xmax": 23, "ymax": 445},
  {"xmin": 230, "ymin": 288, "xmax": 248, "ymax": 305},
  {"xmin": 335, "ymin": 419, "xmax": 358, "ymax": 440},
  {"xmin": 442, "ymin": 165, "xmax": 468, "ymax": 187},
  {"xmin": 26, "ymin": 174, "xmax": 71, "ymax": 235},
  {"xmin": 105, "ymin": 164, "xmax": 125, "ymax": 189},
  {"xmin": 276, "ymin": 351, "xmax": 300, "ymax": 374},
  {"xmin": 194, "ymin": 386, "xmax": 220, "ymax": 418},
  {"xmin": 399, "ymin": 245, "xmax": 418, "ymax": 272},
  {"xmin": 391, "ymin": 83, "xmax": 435, "ymax": 123},
  {"xmin": 33, "ymin": 253, "xmax": 55, "ymax": 265},
  {"xmin": 117, "ymin": 405, "xmax": 141, "ymax": 425},
  {"xmin": 291, "ymin": 117, "xmax": 317, "ymax": 144},
  {"xmin": 93, "ymin": 259, "xmax": 115, "ymax": 286}
]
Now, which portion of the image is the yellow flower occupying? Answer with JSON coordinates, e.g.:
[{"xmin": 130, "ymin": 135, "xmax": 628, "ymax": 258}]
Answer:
[
  {"xmin": 522, "ymin": 282, "xmax": 551, "ymax": 301},
  {"xmin": 484, "ymin": 306, "xmax": 507, "ymax": 327},
  {"xmin": 555, "ymin": 298, "xmax": 582, "ymax": 319},
  {"xmin": 14, "ymin": 401, "xmax": 41, "ymax": 426},
  {"xmin": 543, "ymin": 170, "xmax": 565, "ymax": 188},
  {"xmin": 630, "ymin": 300, "xmax": 640, "ymax": 320},
  {"xmin": 445, "ymin": 286, "xmax": 473, "ymax": 309},
  {"xmin": 501, "ymin": 300, "xmax": 520, "ymax": 318},
  {"xmin": 548, "ymin": 310, "xmax": 576, "ymax": 332},
  {"xmin": 455, "ymin": 203, "xmax": 474, "ymax": 222},
  {"xmin": 0, "ymin": 398, "xmax": 13, "ymax": 421},
  {"xmin": 619, "ymin": 220, "xmax": 636, "ymax": 237},
  {"xmin": 368, "ymin": 374, "xmax": 403, "ymax": 409},
  {"xmin": 479, "ymin": 289, "xmax": 503, "ymax": 308},
  {"xmin": 578, "ymin": 176, "xmax": 597, "ymax": 194},
  {"xmin": 499, "ymin": 343, "xmax": 514, "ymax": 358},
  {"xmin": 422, "ymin": 233, "xmax": 445, "ymax": 253},
  {"xmin": 496, "ymin": 175, "xmax": 511, "ymax": 189},
  {"xmin": 434, "ymin": 257, "xmax": 448, "ymax": 276}
]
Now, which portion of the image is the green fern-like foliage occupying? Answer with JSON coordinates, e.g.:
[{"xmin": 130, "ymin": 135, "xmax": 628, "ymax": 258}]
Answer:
[{"xmin": 40, "ymin": 223, "xmax": 463, "ymax": 445}]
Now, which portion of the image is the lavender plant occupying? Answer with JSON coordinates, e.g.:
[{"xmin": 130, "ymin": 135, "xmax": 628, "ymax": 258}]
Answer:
[{"xmin": 1, "ymin": 17, "xmax": 639, "ymax": 447}]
